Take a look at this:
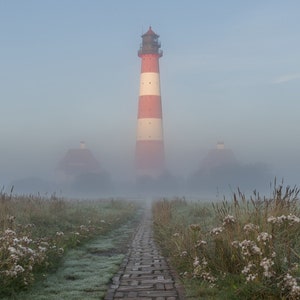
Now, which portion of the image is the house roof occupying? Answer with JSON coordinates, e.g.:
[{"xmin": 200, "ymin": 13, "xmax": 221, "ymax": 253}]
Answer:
[
  {"xmin": 142, "ymin": 26, "xmax": 159, "ymax": 37},
  {"xmin": 58, "ymin": 146, "xmax": 101, "ymax": 176},
  {"xmin": 200, "ymin": 143, "xmax": 238, "ymax": 171}
]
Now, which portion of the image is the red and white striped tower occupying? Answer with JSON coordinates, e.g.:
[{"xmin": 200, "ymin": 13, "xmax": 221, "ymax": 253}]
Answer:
[{"xmin": 136, "ymin": 27, "xmax": 164, "ymax": 178}]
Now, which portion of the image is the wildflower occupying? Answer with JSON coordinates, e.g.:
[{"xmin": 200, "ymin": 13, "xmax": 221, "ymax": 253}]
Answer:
[
  {"xmin": 8, "ymin": 246, "xmax": 17, "ymax": 254},
  {"xmin": 222, "ymin": 215, "xmax": 236, "ymax": 226},
  {"xmin": 7, "ymin": 215, "xmax": 16, "ymax": 222},
  {"xmin": 56, "ymin": 231, "xmax": 64, "ymax": 236},
  {"xmin": 239, "ymin": 240, "xmax": 262, "ymax": 256},
  {"xmin": 58, "ymin": 247, "xmax": 64, "ymax": 255},
  {"xmin": 257, "ymin": 232, "xmax": 272, "ymax": 245},
  {"xmin": 242, "ymin": 261, "xmax": 255, "ymax": 275},
  {"xmin": 243, "ymin": 223, "xmax": 259, "ymax": 234},
  {"xmin": 173, "ymin": 232, "xmax": 180, "ymax": 237},
  {"xmin": 241, "ymin": 261, "xmax": 258, "ymax": 282},
  {"xmin": 246, "ymin": 273, "xmax": 257, "ymax": 282},
  {"xmin": 40, "ymin": 241, "xmax": 49, "ymax": 247},
  {"xmin": 20, "ymin": 236, "xmax": 32, "ymax": 244},
  {"xmin": 268, "ymin": 214, "xmax": 300, "ymax": 225},
  {"xmin": 267, "ymin": 216, "xmax": 277, "ymax": 224},
  {"xmin": 282, "ymin": 273, "xmax": 300, "ymax": 297},
  {"xmin": 25, "ymin": 247, "xmax": 34, "ymax": 254},
  {"xmin": 180, "ymin": 251, "xmax": 188, "ymax": 257},
  {"xmin": 193, "ymin": 256, "xmax": 200, "ymax": 267},
  {"xmin": 79, "ymin": 225, "xmax": 89, "ymax": 232},
  {"xmin": 38, "ymin": 246, "xmax": 47, "ymax": 252},
  {"xmin": 202, "ymin": 257, "xmax": 208, "ymax": 266},
  {"xmin": 25, "ymin": 223, "xmax": 35, "ymax": 229},
  {"xmin": 210, "ymin": 227, "xmax": 223, "ymax": 236},
  {"xmin": 14, "ymin": 264, "xmax": 25, "ymax": 274},
  {"xmin": 10, "ymin": 254, "xmax": 19, "ymax": 262},
  {"xmin": 196, "ymin": 240, "xmax": 207, "ymax": 248},
  {"xmin": 201, "ymin": 272, "xmax": 216, "ymax": 284},
  {"xmin": 5, "ymin": 270, "xmax": 18, "ymax": 278},
  {"xmin": 231, "ymin": 240, "xmax": 239, "ymax": 248},
  {"xmin": 287, "ymin": 214, "xmax": 300, "ymax": 224},
  {"xmin": 4, "ymin": 229, "xmax": 16, "ymax": 236},
  {"xmin": 100, "ymin": 220, "xmax": 106, "ymax": 223},
  {"xmin": 260, "ymin": 257, "xmax": 274, "ymax": 278},
  {"xmin": 180, "ymin": 271, "xmax": 188, "ymax": 277}
]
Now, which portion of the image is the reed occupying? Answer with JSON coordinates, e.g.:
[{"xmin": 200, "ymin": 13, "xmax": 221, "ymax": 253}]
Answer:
[{"xmin": 153, "ymin": 181, "xmax": 300, "ymax": 299}]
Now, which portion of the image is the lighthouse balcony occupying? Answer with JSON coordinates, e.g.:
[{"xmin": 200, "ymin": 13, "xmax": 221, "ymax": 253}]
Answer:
[{"xmin": 138, "ymin": 48, "xmax": 163, "ymax": 57}]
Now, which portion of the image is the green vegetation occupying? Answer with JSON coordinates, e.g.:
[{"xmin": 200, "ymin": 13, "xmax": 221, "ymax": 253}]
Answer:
[
  {"xmin": 0, "ymin": 191, "xmax": 140, "ymax": 298},
  {"xmin": 153, "ymin": 181, "xmax": 300, "ymax": 299}
]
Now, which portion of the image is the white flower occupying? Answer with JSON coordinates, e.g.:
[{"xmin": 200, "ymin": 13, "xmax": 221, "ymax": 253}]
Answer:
[
  {"xmin": 21, "ymin": 236, "xmax": 32, "ymax": 244},
  {"xmin": 239, "ymin": 240, "xmax": 262, "ymax": 256},
  {"xmin": 193, "ymin": 256, "xmax": 200, "ymax": 267},
  {"xmin": 196, "ymin": 240, "xmax": 207, "ymax": 247},
  {"xmin": 257, "ymin": 232, "xmax": 272, "ymax": 245},
  {"xmin": 210, "ymin": 227, "xmax": 224, "ymax": 235},
  {"xmin": 246, "ymin": 273, "xmax": 257, "ymax": 282},
  {"xmin": 242, "ymin": 262, "xmax": 255, "ymax": 275},
  {"xmin": 287, "ymin": 214, "xmax": 300, "ymax": 224},
  {"xmin": 38, "ymin": 246, "xmax": 47, "ymax": 252},
  {"xmin": 260, "ymin": 257, "xmax": 274, "ymax": 278},
  {"xmin": 4, "ymin": 229, "xmax": 16, "ymax": 236},
  {"xmin": 180, "ymin": 251, "xmax": 188, "ymax": 257},
  {"xmin": 14, "ymin": 264, "xmax": 25, "ymax": 274},
  {"xmin": 8, "ymin": 246, "xmax": 17, "ymax": 254},
  {"xmin": 222, "ymin": 215, "xmax": 236, "ymax": 226},
  {"xmin": 267, "ymin": 216, "xmax": 277, "ymax": 224},
  {"xmin": 268, "ymin": 214, "xmax": 300, "ymax": 225},
  {"xmin": 243, "ymin": 223, "xmax": 259, "ymax": 233},
  {"xmin": 282, "ymin": 273, "xmax": 300, "ymax": 297},
  {"xmin": 58, "ymin": 247, "xmax": 64, "ymax": 255}
]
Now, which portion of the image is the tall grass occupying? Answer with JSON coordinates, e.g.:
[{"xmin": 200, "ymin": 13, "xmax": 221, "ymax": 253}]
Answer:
[
  {"xmin": 0, "ymin": 191, "xmax": 138, "ymax": 297},
  {"xmin": 153, "ymin": 182, "xmax": 300, "ymax": 299}
]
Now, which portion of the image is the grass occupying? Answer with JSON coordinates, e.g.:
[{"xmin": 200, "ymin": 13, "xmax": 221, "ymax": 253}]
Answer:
[
  {"xmin": 153, "ymin": 181, "xmax": 300, "ymax": 299},
  {"xmin": 15, "ymin": 214, "xmax": 140, "ymax": 299},
  {"xmin": 0, "ymin": 191, "xmax": 140, "ymax": 298}
]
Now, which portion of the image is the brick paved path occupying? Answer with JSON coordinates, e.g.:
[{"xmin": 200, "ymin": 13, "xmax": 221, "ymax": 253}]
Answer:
[{"xmin": 105, "ymin": 208, "xmax": 184, "ymax": 300}]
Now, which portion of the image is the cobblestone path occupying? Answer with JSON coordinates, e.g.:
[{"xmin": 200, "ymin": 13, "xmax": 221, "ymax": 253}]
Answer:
[{"xmin": 105, "ymin": 208, "xmax": 184, "ymax": 300}]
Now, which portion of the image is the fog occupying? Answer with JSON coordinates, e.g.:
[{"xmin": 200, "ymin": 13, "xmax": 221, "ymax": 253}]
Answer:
[
  {"xmin": 2, "ymin": 140, "xmax": 296, "ymax": 199},
  {"xmin": 1, "ymin": 1, "xmax": 300, "ymax": 199}
]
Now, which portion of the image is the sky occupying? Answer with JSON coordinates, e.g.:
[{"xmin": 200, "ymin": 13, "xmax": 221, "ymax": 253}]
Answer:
[{"xmin": 1, "ymin": 0, "xmax": 300, "ymax": 188}]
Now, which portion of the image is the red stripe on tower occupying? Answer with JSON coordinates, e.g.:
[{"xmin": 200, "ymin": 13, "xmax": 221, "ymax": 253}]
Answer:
[{"xmin": 136, "ymin": 27, "xmax": 164, "ymax": 177}]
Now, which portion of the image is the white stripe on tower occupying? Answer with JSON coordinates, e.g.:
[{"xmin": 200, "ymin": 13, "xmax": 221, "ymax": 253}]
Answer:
[
  {"xmin": 136, "ymin": 26, "xmax": 164, "ymax": 177},
  {"xmin": 139, "ymin": 73, "xmax": 160, "ymax": 96}
]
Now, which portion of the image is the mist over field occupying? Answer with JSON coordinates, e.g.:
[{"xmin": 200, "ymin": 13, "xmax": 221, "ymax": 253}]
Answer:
[{"xmin": 1, "ymin": 1, "xmax": 300, "ymax": 198}]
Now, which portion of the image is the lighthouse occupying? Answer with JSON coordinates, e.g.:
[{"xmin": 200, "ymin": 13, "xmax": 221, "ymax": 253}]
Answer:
[{"xmin": 135, "ymin": 27, "xmax": 164, "ymax": 178}]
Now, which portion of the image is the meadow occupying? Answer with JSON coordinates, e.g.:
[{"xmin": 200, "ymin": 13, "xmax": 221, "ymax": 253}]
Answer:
[
  {"xmin": 2, "ymin": 180, "xmax": 300, "ymax": 299},
  {"xmin": 0, "ymin": 190, "xmax": 140, "ymax": 298},
  {"xmin": 153, "ymin": 181, "xmax": 300, "ymax": 299}
]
